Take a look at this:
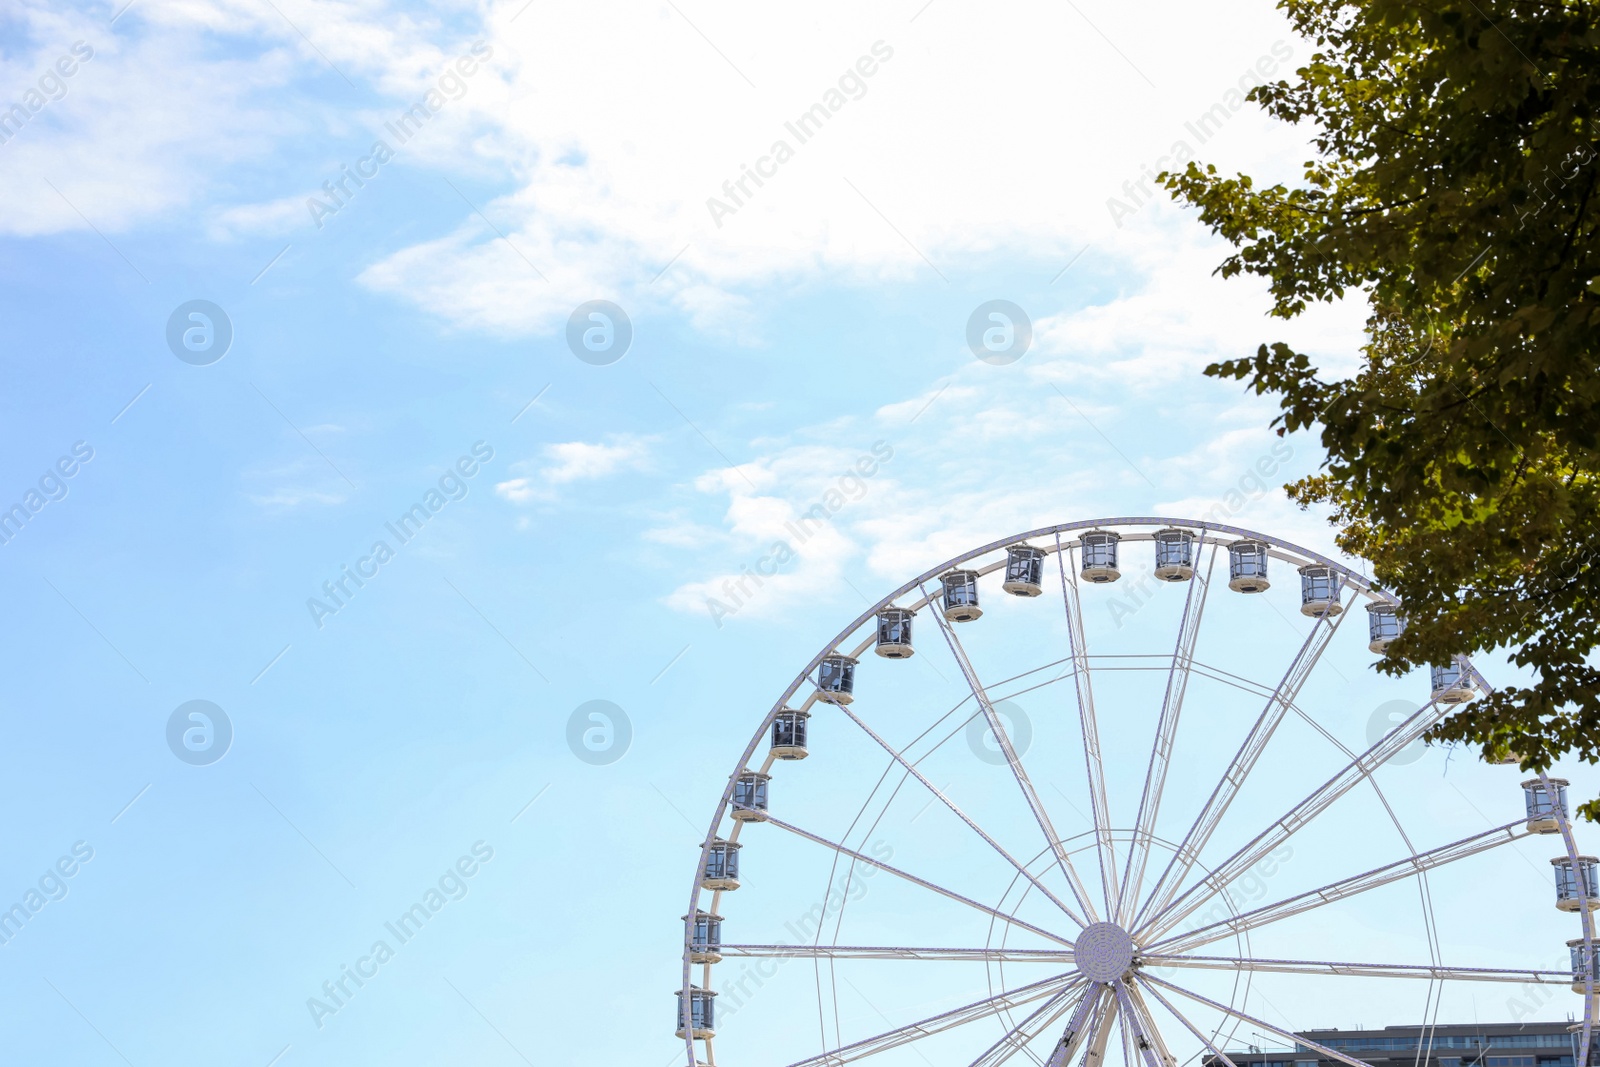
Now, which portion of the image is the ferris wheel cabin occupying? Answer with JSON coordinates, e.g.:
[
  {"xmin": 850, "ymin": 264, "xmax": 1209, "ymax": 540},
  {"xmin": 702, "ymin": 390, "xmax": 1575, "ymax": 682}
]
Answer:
[
  {"xmin": 731, "ymin": 771, "xmax": 771, "ymax": 823},
  {"xmin": 771, "ymin": 708, "xmax": 810, "ymax": 760},
  {"xmin": 875, "ymin": 607, "xmax": 915, "ymax": 658},
  {"xmin": 1153, "ymin": 528, "xmax": 1196, "ymax": 582},
  {"xmin": 1003, "ymin": 544, "xmax": 1046, "ymax": 596},
  {"xmin": 701, "ymin": 838, "xmax": 741, "ymax": 891},
  {"xmin": 1430, "ymin": 663, "xmax": 1475, "ymax": 704},
  {"xmin": 1366, "ymin": 602, "xmax": 1403, "ymax": 653},
  {"xmin": 675, "ymin": 986, "xmax": 716, "ymax": 1039},
  {"xmin": 685, "ymin": 910, "xmax": 722, "ymax": 964},
  {"xmin": 1552, "ymin": 855, "xmax": 1599, "ymax": 911},
  {"xmin": 1081, "ymin": 531, "xmax": 1121, "ymax": 583},
  {"xmin": 1524, "ymin": 778, "xmax": 1570, "ymax": 834},
  {"xmin": 941, "ymin": 569, "xmax": 982, "ymax": 621},
  {"xmin": 1298, "ymin": 564, "xmax": 1343, "ymax": 617},
  {"xmin": 1227, "ymin": 539, "xmax": 1270, "ymax": 592},
  {"xmin": 817, "ymin": 654, "xmax": 858, "ymax": 704},
  {"xmin": 1570, "ymin": 938, "xmax": 1599, "ymax": 993}
]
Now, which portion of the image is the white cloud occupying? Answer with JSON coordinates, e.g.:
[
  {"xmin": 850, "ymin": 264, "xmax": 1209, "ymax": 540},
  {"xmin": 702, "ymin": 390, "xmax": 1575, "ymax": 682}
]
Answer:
[
  {"xmin": 655, "ymin": 394, "xmax": 1347, "ymax": 627},
  {"xmin": 547, "ymin": 435, "xmax": 652, "ymax": 483},
  {"xmin": 4, "ymin": 0, "xmax": 1367, "ymax": 594},
  {"xmin": 248, "ymin": 486, "xmax": 348, "ymax": 509},
  {"xmin": 355, "ymin": 0, "xmax": 1320, "ymax": 336},
  {"xmin": 208, "ymin": 195, "xmax": 306, "ymax": 239},
  {"xmin": 0, "ymin": 0, "xmax": 1347, "ymax": 355},
  {"xmin": 543, "ymin": 438, "xmax": 651, "ymax": 483},
  {"xmin": 651, "ymin": 247, "xmax": 1365, "ymax": 624},
  {"xmin": 243, "ymin": 455, "xmax": 349, "ymax": 510},
  {"xmin": 492, "ymin": 478, "xmax": 541, "ymax": 505},
  {"xmin": 495, "ymin": 436, "xmax": 653, "ymax": 504},
  {"xmin": 658, "ymin": 446, "xmax": 875, "ymax": 624},
  {"xmin": 1031, "ymin": 218, "xmax": 1369, "ymax": 392},
  {"xmin": 0, "ymin": 0, "xmax": 506, "ymax": 238},
  {"xmin": 0, "ymin": 6, "xmax": 292, "ymax": 236}
]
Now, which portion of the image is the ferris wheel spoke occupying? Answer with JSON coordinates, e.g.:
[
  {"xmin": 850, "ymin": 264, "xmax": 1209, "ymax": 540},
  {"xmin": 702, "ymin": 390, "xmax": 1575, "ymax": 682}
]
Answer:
[
  {"xmin": 1117, "ymin": 993, "xmax": 1137, "ymax": 1067},
  {"xmin": 1120, "ymin": 537, "xmax": 1218, "ymax": 926},
  {"xmin": 779, "ymin": 971, "xmax": 1080, "ymax": 1067},
  {"xmin": 719, "ymin": 944, "xmax": 1078, "ymax": 963},
  {"xmin": 1042, "ymin": 982, "xmax": 1112, "ymax": 1067},
  {"xmin": 1141, "ymin": 973, "xmax": 1379, "ymax": 1067},
  {"xmin": 925, "ymin": 586, "xmax": 1103, "ymax": 924},
  {"xmin": 1139, "ymin": 979, "xmax": 1190, "ymax": 1067},
  {"xmin": 966, "ymin": 979, "xmax": 1091, "ymax": 1067},
  {"xmin": 1138, "ymin": 693, "xmax": 1451, "ymax": 943},
  {"xmin": 761, "ymin": 811, "xmax": 1077, "ymax": 949},
  {"xmin": 1054, "ymin": 536, "xmax": 1120, "ymax": 920},
  {"xmin": 1055, "ymin": 984, "xmax": 1120, "ymax": 1067},
  {"xmin": 1140, "ymin": 953, "xmax": 1572, "ymax": 984},
  {"xmin": 1133, "ymin": 975, "xmax": 1240, "ymax": 1067},
  {"xmin": 1135, "ymin": 595, "xmax": 1353, "ymax": 929},
  {"xmin": 1129, "ymin": 981, "xmax": 1184, "ymax": 1067},
  {"xmin": 1146, "ymin": 818, "xmax": 1531, "ymax": 954},
  {"xmin": 834, "ymin": 702, "xmax": 1089, "ymax": 927},
  {"xmin": 1114, "ymin": 979, "xmax": 1170, "ymax": 1067}
]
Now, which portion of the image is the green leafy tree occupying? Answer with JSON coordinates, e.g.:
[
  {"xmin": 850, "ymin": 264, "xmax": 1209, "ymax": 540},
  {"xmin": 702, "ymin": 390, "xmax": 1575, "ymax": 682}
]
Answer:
[{"xmin": 1161, "ymin": 0, "xmax": 1600, "ymax": 811}]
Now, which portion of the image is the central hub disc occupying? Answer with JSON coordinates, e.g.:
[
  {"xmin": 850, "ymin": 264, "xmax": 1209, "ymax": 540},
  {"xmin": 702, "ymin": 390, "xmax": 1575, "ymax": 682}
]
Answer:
[{"xmin": 1074, "ymin": 922, "xmax": 1135, "ymax": 981}]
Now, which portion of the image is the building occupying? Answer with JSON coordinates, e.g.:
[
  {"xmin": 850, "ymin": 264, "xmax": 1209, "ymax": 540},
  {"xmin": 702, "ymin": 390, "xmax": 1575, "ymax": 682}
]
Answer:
[{"xmin": 1209, "ymin": 1022, "xmax": 1587, "ymax": 1067}]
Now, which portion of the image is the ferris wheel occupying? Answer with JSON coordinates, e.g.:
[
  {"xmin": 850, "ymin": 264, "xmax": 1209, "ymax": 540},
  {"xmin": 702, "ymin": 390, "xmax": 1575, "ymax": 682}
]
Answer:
[{"xmin": 676, "ymin": 518, "xmax": 1597, "ymax": 1067}]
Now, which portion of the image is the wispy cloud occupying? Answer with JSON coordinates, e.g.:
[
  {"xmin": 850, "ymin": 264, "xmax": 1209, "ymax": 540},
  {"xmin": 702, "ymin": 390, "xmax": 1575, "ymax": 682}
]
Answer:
[
  {"xmin": 0, "ymin": 0, "xmax": 509, "ymax": 239},
  {"xmin": 495, "ymin": 436, "xmax": 653, "ymax": 504},
  {"xmin": 209, "ymin": 195, "xmax": 306, "ymax": 239},
  {"xmin": 244, "ymin": 455, "xmax": 349, "ymax": 511},
  {"xmin": 651, "ymin": 253, "xmax": 1366, "ymax": 626}
]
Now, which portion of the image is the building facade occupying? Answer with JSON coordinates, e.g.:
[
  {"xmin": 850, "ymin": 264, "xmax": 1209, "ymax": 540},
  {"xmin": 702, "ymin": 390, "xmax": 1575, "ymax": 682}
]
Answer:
[{"xmin": 1209, "ymin": 1022, "xmax": 1585, "ymax": 1067}]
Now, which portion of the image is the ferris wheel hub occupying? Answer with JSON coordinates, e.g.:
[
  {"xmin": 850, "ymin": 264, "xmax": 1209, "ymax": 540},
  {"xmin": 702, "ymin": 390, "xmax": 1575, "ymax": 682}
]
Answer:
[{"xmin": 1074, "ymin": 921, "xmax": 1135, "ymax": 982}]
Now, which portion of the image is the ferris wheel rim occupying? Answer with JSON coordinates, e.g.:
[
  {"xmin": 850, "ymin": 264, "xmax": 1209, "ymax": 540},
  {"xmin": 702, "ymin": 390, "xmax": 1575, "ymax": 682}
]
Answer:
[
  {"xmin": 677, "ymin": 516, "xmax": 1567, "ymax": 1067},
  {"xmin": 684, "ymin": 516, "xmax": 1405, "ymax": 929}
]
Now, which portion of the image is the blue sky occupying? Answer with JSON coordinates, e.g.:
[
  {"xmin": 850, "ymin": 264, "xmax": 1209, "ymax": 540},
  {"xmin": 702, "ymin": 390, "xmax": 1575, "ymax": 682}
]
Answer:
[{"xmin": 0, "ymin": 1, "xmax": 1591, "ymax": 1065}]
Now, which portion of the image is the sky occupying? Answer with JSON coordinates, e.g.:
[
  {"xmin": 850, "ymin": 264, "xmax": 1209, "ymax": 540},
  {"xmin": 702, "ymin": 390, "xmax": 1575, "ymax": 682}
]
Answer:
[{"xmin": 0, "ymin": 1, "xmax": 1592, "ymax": 1066}]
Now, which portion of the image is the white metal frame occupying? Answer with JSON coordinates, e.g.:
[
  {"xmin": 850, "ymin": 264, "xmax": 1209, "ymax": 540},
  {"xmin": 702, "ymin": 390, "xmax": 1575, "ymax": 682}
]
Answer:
[{"xmin": 677, "ymin": 517, "xmax": 1589, "ymax": 1067}]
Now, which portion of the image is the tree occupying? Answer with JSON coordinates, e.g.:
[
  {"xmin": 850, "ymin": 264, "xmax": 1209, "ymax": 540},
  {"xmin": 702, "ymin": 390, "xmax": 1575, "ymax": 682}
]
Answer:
[{"xmin": 1160, "ymin": 0, "xmax": 1600, "ymax": 811}]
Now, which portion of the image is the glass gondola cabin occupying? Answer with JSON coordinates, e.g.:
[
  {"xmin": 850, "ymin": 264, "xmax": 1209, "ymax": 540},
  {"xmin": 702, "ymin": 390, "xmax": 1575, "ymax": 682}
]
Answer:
[
  {"xmin": 702, "ymin": 838, "xmax": 741, "ymax": 891},
  {"xmin": 817, "ymin": 654, "xmax": 858, "ymax": 704},
  {"xmin": 1571, "ymin": 938, "xmax": 1599, "ymax": 993},
  {"xmin": 1080, "ymin": 531, "xmax": 1121, "ymax": 583},
  {"xmin": 771, "ymin": 708, "xmax": 810, "ymax": 760},
  {"xmin": 1003, "ymin": 545, "xmax": 1046, "ymax": 596},
  {"xmin": 1524, "ymin": 778, "xmax": 1569, "ymax": 834},
  {"xmin": 1430, "ymin": 662, "xmax": 1475, "ymax": 704},
  {"xmin": 685, "ymin": 910, "xmax": 722, "ymax": 964},
  {"xmin": 1153, "ymin": 528, "xmax": 1195, "ymax": 582},
  {"xmin": 1228, "ymin": 540, "xmax": 1270, "ymax": 593},
  {"xmin": 1553, "ymin": 855, "xmax": 1599, "ymax": 912},
  {"xmin": 731, "ymin": 771, "xmax": 770, "ymax": 823},
  {"xmin": 941, "ymin": 569, "xmax": 982, "ymax": 622},
  {"xmin": 1298, "ymin": 564, "xmax": 1343, "ymax": 618},
  {"xmin": 675, "ymin": 986, "xmax": 716, "ymax": 1039},
  {"xmin": 1366, "ymin": 602, "xmax": 1402, "ymax": 653},
  {"xmin": 875, "ymin": 607, "xmax": 915, "ymax": 659}
]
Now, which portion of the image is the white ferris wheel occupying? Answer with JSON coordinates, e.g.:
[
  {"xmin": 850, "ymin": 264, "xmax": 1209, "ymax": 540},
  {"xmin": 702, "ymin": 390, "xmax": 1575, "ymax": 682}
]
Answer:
[{"xmin": 676, "ymin": 518, "xmax": 1598, "ymax": 1067}]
